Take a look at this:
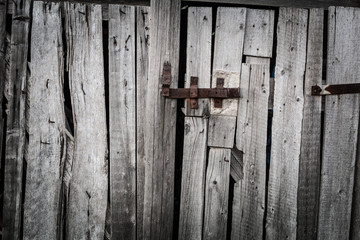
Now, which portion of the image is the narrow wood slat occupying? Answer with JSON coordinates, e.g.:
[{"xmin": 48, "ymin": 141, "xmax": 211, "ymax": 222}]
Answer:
[
  {"xmin": 109, "ymin": 5, "xmax": 136, "ymax": 239},
  {"xmin": 232, "ymin": 63, "xmax": 269, "ymax": 240},
  {"xmin": 179, "ymin": 117, "xmax": 208, "ymax": 240},
  {"xmin": 3, "ymin": 0, "xmax": 31, "ymax": 238},
  {"xmin": 203, "ymin": 148, "xmax": 231, "ymax": 240},
  {"xmin": 243, "ymin": 9, "xmax": 275, "ymax": 58},
  {"xmin": 318, "ymin": 7, "xmax": 360, "ymax": 240},
  {"xmin": 266, "ymin": 8, "xmax": 308, "ymax": 239},
  {"xmin": 65, "ymin": 3, "xmax": 108, "ymax": 239},
  {"xmin": 23, "ymin": 3, "xmax": 65, "ymax": 239},
  {"xmin": 136, "ymin": 6, "xmax": 150, "ymax": 240},
  {"xmin": 142, "ymin": 0, "xmax": 181, "ymax": 239},
  {"xmin": 296, "ymin": 8, "xmax": 323, "ymax": 240},
  {"xmin": 184, "ymin": 7, "xmax": 212, "ymax": 117}
]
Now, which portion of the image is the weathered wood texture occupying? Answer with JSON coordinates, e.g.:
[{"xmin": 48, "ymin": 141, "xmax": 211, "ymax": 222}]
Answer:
[
  {"xmin": 184, "ymin": 7, "xmax": 212, "ymax": 117},
  {"xmin": 23, "ymin": 3, "xmax": 65, "ymax": 239},
  {"xmin": 266, "ymin": 8, "xmax": 308, "ymax": 240},
  {"xmin": 232, "ymin": 63, "xmax": 269, "ymax": 240},
  {"xmin": 178, "ymin": 117, "xmax": 208, "ymax": 240},
  {"xmin": 230, "ymin": 147, "xmax": 243, "ymax": 182},
  {"xmin": 211, "ymin": 7, "xmax": 245, "ymax": 116},
  {"xmin": 318, "ymin": 7, "xmax": 360, "ymax": 240},
  {"xmin": 3, "ymin": 0, "xmax": 31, "ymax": 239},
  {"xmin": 297, "ymin": 8, "xmax": 323, "ymax": 240},
  {"xmin": 204, "ymin": 148, "xmax": 231, "ymax": 240},
  {"xmin": 208, "ymin": 115, "xmax": 236, "ymax": 148},
  {"xmin": 136, "ymin": 6, "xmax": 150, "ymax": 240},
  {"xmin": 109, "ymin": 5, "xmax": 136, "ymax": 239},
  {"xmin": 65, "ymin": 3, "xmax": 108, "ymax": 239},
  {"xmin": 243, "ymin": 9, "xmax": 275, "ymax": 58},
  {"xmin": 46, "ymin": 0, "xmax": 149, "ymax": 6},
  {"xmin": 142, "ymin": 0, "xmax": 180, "ymax": 239}
]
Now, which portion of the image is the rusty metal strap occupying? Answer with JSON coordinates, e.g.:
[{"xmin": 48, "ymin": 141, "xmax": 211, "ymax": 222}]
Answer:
[
  {"xmin": 164, "ymin": 88, "xmax": 240, "ymax": 99},
  {"xmin": 312, "ymin": 83, "xmax": 360, "ymax": 96}
]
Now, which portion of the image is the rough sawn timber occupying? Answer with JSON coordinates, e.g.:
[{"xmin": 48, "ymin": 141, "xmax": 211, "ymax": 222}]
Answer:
[
  {"xmin": 3, "ymin": 0, "xmax": 31, "ymax": 239},
  {"xmin": 65, "ymin": 3, "xmax": 108, "ymax": 239},
  {"xmin": 109, "ymin": 5, "xmax": 136, "ymax": 239},
  {"xmin": 318, "ymin": 7, "xmax": 360, "ymax": 240},
  {"xmin": 296, "ymin": 8, "xmax": 323, "ymax": 240},
  {"xmin": 142, "ymin": 0, "xmax": 180, "ymax": 239},
  {"xmin": 266, "ymin": 7, "xmax": 308, "ymax": 240},
  {"xmin": 23, "ymin": 2, "xmax": 65, "ymax": 239}
]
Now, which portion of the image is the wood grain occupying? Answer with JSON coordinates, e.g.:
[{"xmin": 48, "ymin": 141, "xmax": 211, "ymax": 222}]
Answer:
[
  {"xmin": 178, "ymin": 117, "xmax": 208, "ymax": 240},
  {"xmin": 318, "ymin": 7, "xmax": 360, "ymax": 240},
  {"xmin": 3, "ymin": 0, "xmax": 31, "ymax": 238},
  {"xmin": 204, "ymin": 148, "xmax": 231, "ymax": 240},
  {"xmin": 208, "ymin": 115, "xmax": 236, "ymax": 148},
  {"xmin": 142, "ymin": 0, "xmax": 181, "ymax": 239},
  {"xmin": 266, "ymin": 8, "xmax": 308, "ymax": 240},
  {"xmin": 23, "ymin": 3, "xmax": 65, "ymax": 239},
  {"xmin": 65, "ymin": 3, "xmax": 108, "ymax": 239},
  {"xmin": 296, "ymin": 8, "xmax": 323, "ymax": 240},
  {"xmin": 109, "ymin": 5, "xmax": 136, "ymax": 239}
]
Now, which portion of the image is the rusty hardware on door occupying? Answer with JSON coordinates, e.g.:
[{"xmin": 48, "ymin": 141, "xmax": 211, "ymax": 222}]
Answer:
[
  {"xmin": 312, "ymin": 83, "xmax": 360, "ymax": 96},
  {"xmin": 161, "ymin": 63, "xmax": 240, "ymax": 109}
]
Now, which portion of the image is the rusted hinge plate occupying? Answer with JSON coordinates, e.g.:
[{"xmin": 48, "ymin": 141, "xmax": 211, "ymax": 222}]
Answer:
[{"xmin": 312, "ymin": 83, "xmax": 360, "ymax": 96}]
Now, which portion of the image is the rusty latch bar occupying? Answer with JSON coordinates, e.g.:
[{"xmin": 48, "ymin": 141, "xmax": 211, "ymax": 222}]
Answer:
[{"xmin": 312, "ymin": 83, "xmax": 360, "ymax": 96}]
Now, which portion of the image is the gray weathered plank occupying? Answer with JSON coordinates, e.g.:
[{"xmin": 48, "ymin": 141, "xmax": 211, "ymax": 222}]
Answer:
[
  {"xmin": 230, "ymin": 147, "xmax": 243, "ymax": 182},
  {"xmin": 318, "ymin": 7, "xmax": 360, "ymax": 240},
  {"xmin": 208, "ymin": 115, "xmax": 236, "ymax": 148},
  {"xmin": 211, "ymin": 7, "xmax": 246, "ymax": 116},
  {"xmin": 243, "ymin": 9, "xmax": 275, "ymax": 58},
  {"xmin": 47, "ymin": 0, "xmax": 149, "ymax": 6},
  {"xmin": 23, "ymin": 3, "xmax": 65, "ymax": 239},
  {"xmin": 3, "ymin": 0, "xmax": 31, "ymax": 239},
  {"xmin": 178, "ymin": 117, "xmax": 208, "ymax": 240},
  {"xmin": 109, "ymin": 5, "xmax": 136, "ymax": 239},
  {"xmin": 142, "ymin": 0, "xmax": 180, "ymax": 239},
  {"xmin": 203, "ymin": 148, "xmax": 231, "ymax": 240},
  {"xmin": 297, "ymin": 8, "xmax": 323, "ymax": 240},
  {"xmin": 266, "ymin": 8, "xmax": 308, "ymax": 240},
  {"xmin": 184, "ymin": 7, "xmax": 212, "ymax": 117},
  {"xmin": 65, "ymin": 3, "xmax": 108, "ymax": 239},
  {"xmin": 232, "ymin": 63, "xmax": 269, "ymax": 240},
  {"xmin": 136, "ymin": 5, "xmax": 150, "ymax": 240}
]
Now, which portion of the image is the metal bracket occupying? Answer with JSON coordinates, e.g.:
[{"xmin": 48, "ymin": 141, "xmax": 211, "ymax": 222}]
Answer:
[
  {"xmin": 312, "ymin": 83, "xmax": 360, "ymax": 96},
  {"xmin": 161, "ymin": 65, "xmax": 240, "ymax": 109}
]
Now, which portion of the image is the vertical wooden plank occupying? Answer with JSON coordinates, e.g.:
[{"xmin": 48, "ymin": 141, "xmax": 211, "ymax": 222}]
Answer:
[
  {"xmin": 109, "ymin": 5, "xmax": 136, "ymax": 239},
  {"xmin": 266, "ymin": 8, "xmax": 308, "ymax": 240},
  {"xmin": 243, "ymin": 9, "xmax": 275, "ymax": 58},
  {"xmin": 231, "ymin": 63, "xmax": 269, "ymax": 240},
  {"xmin": 65, "ymin": 3, "xmax": 108, "ymax": 239},
  {"xmin": 3, "ymin": 0, "xmax": 31, "ymax": 239},
  {"xmin": 318, "ymin": 7, "xmax": 360, "ymax": 240},
  {"xmin": 208, "ymin": 115, "xmax": 236, "ymax": 148},
  {"xmin": 22, "ymin": 2, "xmax": 64, "ymax": 239},
  {"xmin": 297, "ymin": 8, "xmax": 323, "ymax": 240},
  {"xmin": 184, "ymin": 7, "xmax": 212, "ymax": 117},
  {"xmin": 142, "ymin": 0, "xmax": 180, "ymax": 239},
  {"xmin": 136, "ymin": 5, "xmax": 150, "ymax": 240},
  {"xmin": 203, "ymin": 148, "xmax": 231, "ymax": 240},
  {"xmin": 178, "ymin": 117, "xmax": 208, "ymax": 240}
]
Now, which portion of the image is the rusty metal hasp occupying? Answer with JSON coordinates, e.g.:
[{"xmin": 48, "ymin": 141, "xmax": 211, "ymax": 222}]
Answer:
[
  {"xmin": 312, "ymin": 83, "xmax": 360, "ymax": 96},
  {"xmin": 161, "ymin": 63, "xmax": 240, "ymax": 109}
]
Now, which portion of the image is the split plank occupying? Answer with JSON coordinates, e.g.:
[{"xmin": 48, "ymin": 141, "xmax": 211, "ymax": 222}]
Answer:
[
  {"xmin": 297, "ymin": 8, "xmax": 323, "ymax": 240},
  {"xmin": 142, "ymin": 0, "xmax": 181, "ymax": 239},
  {"xmin": 203, "ymin": 148, "xmax": 231, "ymax": 240},
  {"xmin": 3, "ymin": 0, "xmax": 31, "ymax": 238},
  {"xmin": 184, "ymin": 7, "xmax": 212, "ymax": 117},
  {"xmin": 65, "ymin": 3, "xmax": 108, "ymax": 239},
  {"xmin": 243, "ymin": 9, "xmax": 275, "ymax": 58},
  {"xmin": 211, "ymin": 7, "xmax": 246, "ymax": 116},
  {"xmin": 266, "ymin": 8, "xmax": 308, "ymax": 240},
  {"xmin": 136, "ymin": 6, "xmax": 150, "ymax": 240},
  {"xmin": 318, "ymin": 7, "xmax": 360, "ymax": 240},
  {"xmin": 232, "ymin": 63, "xmax": 269, "ymax": 240},
  {"xmin": 109, "ymin": 5, "xmax": 136, "ymax": 239},
  {"xmin": 179, "ymin": 117, "xmax": 208, "ymax": 240},
  {"xmin": 23, "ymin": 3, "xmax": 65, "ymax": 239}
]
